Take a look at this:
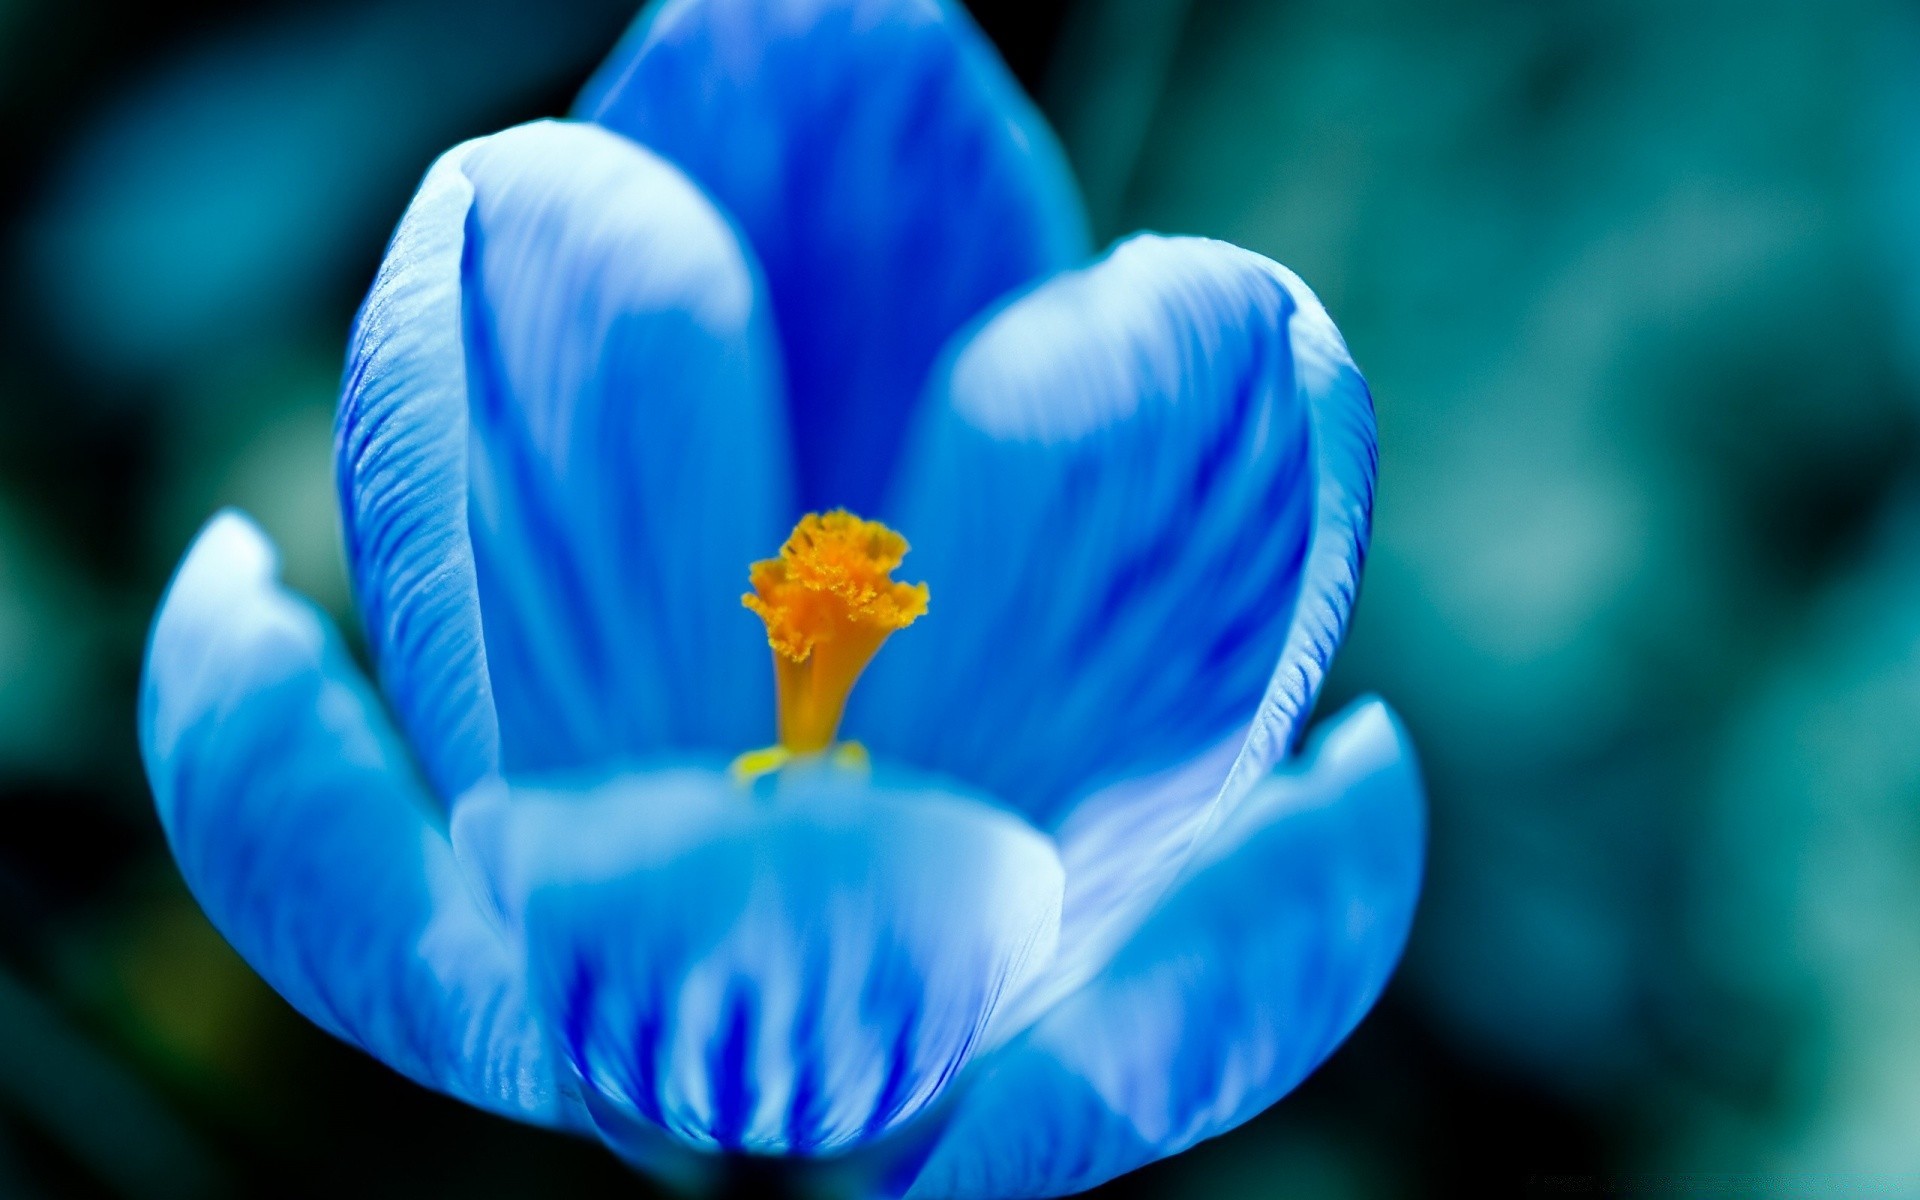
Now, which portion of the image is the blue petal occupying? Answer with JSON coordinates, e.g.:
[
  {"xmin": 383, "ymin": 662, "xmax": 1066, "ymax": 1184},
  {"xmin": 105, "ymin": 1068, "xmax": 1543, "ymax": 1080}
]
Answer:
[
  {"xmin": 138, "ymin": 512, "xmax": 573, "ymax": 1126},
  {"xmin": 579, "ymin": 0, "xmax": 1090, "ymax": 513},
  {"xmin": 855, "ymin": 235, "xmax": 1327, "ymax": 823},
  {"xmin": 452, "ymin": 763, "xmax": 1063, "ymax": 1157},
  {"xmin": 337, "ymin": 120, "xmax": 789, "ymax": 793},
  {"xmin": 1018, "ymin": 730, "xmax": 1249, "ymax": 1024},
  {"xmin": 1218, "ymin": 259, "xmax": 1379, "ymax": 791},
  {"xmin": 909, "ymin": 700, "xmax": 1424, "ymax": 1198}
]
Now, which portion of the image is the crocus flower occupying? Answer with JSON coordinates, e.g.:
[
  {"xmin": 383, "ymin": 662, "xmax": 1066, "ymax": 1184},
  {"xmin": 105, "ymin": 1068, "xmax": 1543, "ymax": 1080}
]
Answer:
[{"xmin": 138, "ymin": 0, "xmax": 1424, "ymax": 1194}]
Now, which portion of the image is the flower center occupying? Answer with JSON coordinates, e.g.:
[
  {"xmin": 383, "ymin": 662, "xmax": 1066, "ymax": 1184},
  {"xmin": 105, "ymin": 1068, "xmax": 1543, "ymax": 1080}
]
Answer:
[{"xmin": 736, "ymin": 510, "xmax": 928, "ymax": 774}]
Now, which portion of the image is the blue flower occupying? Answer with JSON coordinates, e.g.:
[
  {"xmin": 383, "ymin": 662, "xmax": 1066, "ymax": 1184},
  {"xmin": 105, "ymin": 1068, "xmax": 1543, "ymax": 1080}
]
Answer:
[{"xmin": 138, "ymin": 0, "xmax": 1424, "ymax": 1194}]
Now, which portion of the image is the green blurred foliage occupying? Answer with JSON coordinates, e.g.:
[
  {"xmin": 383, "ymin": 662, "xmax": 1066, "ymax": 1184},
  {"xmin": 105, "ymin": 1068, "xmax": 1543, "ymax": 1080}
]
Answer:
[{"xmin": 2, "ymin": 0, "xmax": 1918, "ymax": 1195}]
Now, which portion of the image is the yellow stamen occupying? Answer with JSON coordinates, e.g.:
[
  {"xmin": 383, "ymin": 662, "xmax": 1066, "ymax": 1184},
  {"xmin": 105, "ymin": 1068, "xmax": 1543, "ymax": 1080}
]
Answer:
[
  {"xmin": 728, "ymin": 745, "xmax": 792, "ymax": 784},
  {"xmin": 739, "ymin": 510, "xmax": 928, "ymax": 758}
]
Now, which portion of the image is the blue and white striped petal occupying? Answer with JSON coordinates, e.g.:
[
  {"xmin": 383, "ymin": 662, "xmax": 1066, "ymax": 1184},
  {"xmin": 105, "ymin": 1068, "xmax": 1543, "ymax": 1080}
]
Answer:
[
  {"xmin": 857, "ymin": 235, "xmax": 1323, "ymax": 824},
  {"xmin": 336, "ymin": 119, "xmax": 789, "ymax": 795},
  {"xmin": 910, "ymin": 700, "xmax": 1424, "ymax": 1198},
  {"xmin": 139, "ymin": 512, "xmax": 574, "ymax": 1127},
  {"xmin": 580, "ymin": 0, "xmax": 1090, "ymax": 514},
  {"xmin": 859, "ymin": 237, "xmax": 1377, "ymax": 1013},
  {"xmin": 451, "ymin": 763, "xmax": 1064, "ymax": 1157}
]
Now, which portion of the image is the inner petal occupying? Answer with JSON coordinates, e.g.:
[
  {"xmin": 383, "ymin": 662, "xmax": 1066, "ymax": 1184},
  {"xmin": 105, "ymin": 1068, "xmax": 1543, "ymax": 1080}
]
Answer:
[
  {"xmin": 336, "ymin": 121, "xmax": 795, "ymax": 801},
  {"xmin": 454, "ymin": 124, "xmax": 792, "ymax": 775},
  {"xmin": 853, "ymin": 235, "xmax": 1319, "ymax": 823},
  {"xmin": 580, "ymin": 0, "xmax": 1090, "ymax": 514}
]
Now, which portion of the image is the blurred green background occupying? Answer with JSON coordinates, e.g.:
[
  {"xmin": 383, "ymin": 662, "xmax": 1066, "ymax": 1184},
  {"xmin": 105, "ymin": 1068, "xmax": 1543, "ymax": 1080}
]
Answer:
[{"xmin": 4, "ymin": 0, "xmax": 1919, "ymax": 1194}]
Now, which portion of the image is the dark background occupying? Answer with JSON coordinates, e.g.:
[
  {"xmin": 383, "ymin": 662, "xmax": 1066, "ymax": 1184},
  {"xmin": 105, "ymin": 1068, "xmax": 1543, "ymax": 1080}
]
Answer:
[{"xmin": 3, "ymin": 0, "xmax": 1919, "ymax": 1195}]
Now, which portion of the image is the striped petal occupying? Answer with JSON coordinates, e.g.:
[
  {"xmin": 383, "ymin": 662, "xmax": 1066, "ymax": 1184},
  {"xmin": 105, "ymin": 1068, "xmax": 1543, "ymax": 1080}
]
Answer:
[
  {"xmin": 452, "ymin": 763, "xmax": 1063, "ymax": 1157},
  {"xmin": 580, "ymin": 0, "xmax": 1090, "ymax": 513},
  {"xmin": 336, "ymin": 119, "xmax": 789, "ymax": 795},
  {"xmin": 860, "ymin": 237, "xmax": 1376, "ymax": 1012},
  {"xmin": 911, "ymin": 700, "xmax": 1424, "ymax": 1198},
  {"xmin": 856, "ymin": 235, "xmax": 1335, "ymax": 823},
  {"xmin": 138, "ymin": 513, "xmax": 572, "ymax": 1126}
]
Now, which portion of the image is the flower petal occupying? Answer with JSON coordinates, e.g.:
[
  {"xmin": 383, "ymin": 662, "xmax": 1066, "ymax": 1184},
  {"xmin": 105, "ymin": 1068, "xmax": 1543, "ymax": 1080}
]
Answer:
[
  {"xmin": 452, "ymin": 764, "xmax": 1063, "ymax": 1157},
  {"xmin": 138, "ymin": 512, "xmax": 571, "ymax": 1126},
  {"xmin": 336, "ymin": 146, "xmax": 496, "ymax": 801},
  {"xmin": 856, "ymin": 235, "xmax": 1333, "ymax": 822},
  {"xmin": 910, "ymin": 700, "xmax": 1424, "ymax": 1199},
  {"xmin": 579, "ymin": 0, "xmax": 1090, "ymax": 513},
  {"xmin": 1218, "ymin": 254, "xmax": 1378, "ymax": 793},
  {"xmin": 337, "ymin": 120, "xmax": 790, "ymax": 792},
  {"xmin": 860, "ymin": 237, "xmax": 1376, "ymax": 1019}
]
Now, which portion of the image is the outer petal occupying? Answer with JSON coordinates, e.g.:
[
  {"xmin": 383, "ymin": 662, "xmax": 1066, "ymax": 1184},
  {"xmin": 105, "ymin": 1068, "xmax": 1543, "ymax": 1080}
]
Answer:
[
  {"xmin": 579, "ymin": 0, "xmax": 1091, "ymax": 513},
  {"xmin": 337, "ymin": 119, "xmax": 789, "ymax": 795},
  {"xmin": 910, "ymin": 700, "xmax": 1423, "ymax": 1199},
  {"xmin": 453, "ymin": 764, "xmax": 1063, "ymax": 1158},
  {"xmin": 857, "ymin": 235, "xmax": 1322, "ymax": 823},
  {"xmin": 138, "ymin": 513, "xmax": 569, "ymax": 1125}
]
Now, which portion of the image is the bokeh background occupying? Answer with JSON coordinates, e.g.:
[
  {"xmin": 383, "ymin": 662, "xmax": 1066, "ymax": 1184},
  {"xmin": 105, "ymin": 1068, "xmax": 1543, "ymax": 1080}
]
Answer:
[{"xmin": 3, "ymin": 0, "xmax": 1918, "ymax": 1194}]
